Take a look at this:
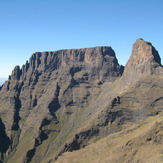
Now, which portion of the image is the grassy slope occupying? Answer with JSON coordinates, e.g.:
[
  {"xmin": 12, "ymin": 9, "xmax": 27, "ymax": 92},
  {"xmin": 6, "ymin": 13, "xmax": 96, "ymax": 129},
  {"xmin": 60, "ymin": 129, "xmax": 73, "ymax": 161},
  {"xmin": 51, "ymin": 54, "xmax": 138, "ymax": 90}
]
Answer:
[
  {"xmin": 55, "ymin": 113, "xmax": 163, "ymax": 163},
  {"xmin": 38, "ymin": 74, "xmax": 163, "ymax": 163}
]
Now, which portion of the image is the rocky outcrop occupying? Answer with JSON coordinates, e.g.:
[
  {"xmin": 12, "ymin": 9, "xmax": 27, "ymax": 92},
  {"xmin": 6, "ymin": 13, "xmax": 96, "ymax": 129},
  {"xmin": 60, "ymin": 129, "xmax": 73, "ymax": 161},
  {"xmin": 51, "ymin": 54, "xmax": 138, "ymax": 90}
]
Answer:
[
  {"xmin": 11, "ymin": 65, "xmax": 22, "ymax": 80},
  {"xmin": 122, "ymin": 38, "xmax": 162, "ymax": 86},
  {"xmin": 9, "ymin": 46, "xmax": 123, "ymax": 83}
]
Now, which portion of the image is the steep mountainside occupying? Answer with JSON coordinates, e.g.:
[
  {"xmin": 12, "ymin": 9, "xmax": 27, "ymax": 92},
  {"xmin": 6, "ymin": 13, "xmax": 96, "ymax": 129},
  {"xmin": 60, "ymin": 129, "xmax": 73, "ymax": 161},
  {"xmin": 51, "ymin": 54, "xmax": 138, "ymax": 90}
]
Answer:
[
  {"xmin": 56, "ymin": 113, "xmax": 163, "ymax": 163},
  {"xmin": 0, "ymin": 39, "xmax": 162, "ymax": 163}
]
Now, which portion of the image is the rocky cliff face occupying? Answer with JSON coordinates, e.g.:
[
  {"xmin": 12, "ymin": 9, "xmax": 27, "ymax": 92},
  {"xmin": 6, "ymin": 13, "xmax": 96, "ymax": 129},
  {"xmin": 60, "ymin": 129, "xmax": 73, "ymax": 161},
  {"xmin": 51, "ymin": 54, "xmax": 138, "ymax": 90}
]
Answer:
[
  {"xmin": 10, "ymin": 46, "xmax": 123, "ymax": 82},
  {"xmin": 122, "ymin": 38, "xmax": 162, "ymax": 86},
  {"xmin": 0, "ymin": 39, "xmax": 163, "ymax": 163},
  {"xmin": 0, "ymin": 46, "xmax": 123, "ymax": 163}
]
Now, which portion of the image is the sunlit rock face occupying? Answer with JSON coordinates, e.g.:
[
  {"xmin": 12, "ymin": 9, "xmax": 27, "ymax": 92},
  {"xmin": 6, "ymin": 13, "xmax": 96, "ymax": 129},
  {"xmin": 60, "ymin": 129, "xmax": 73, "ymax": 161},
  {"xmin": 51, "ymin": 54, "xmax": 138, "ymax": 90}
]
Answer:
[{"xmin": 122, "ymin": 38, "xmax": 162, "ymax": 86}]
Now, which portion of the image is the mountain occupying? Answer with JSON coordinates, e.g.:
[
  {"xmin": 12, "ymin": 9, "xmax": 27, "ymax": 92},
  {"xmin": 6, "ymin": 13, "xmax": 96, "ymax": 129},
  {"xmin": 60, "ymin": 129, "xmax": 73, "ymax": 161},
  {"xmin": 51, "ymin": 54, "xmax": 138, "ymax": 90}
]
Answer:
[{"xmin": 0, "ymin": 39, "xmax": 162, "ymax": 163}]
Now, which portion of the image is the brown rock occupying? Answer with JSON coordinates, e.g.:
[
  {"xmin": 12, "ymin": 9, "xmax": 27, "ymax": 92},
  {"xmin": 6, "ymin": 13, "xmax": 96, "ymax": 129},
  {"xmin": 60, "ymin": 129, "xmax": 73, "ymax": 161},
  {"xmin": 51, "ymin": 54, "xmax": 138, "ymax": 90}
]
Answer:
[{"xmin": 122, "ymin": 38, "xmax": 162, "ymax": 86}]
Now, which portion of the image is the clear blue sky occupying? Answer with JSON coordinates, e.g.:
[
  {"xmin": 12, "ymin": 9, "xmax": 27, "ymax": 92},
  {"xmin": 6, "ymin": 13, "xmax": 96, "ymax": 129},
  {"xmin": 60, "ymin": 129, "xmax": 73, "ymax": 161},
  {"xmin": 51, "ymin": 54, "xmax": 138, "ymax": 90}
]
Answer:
[{"xmin": 0, "ymin": 0, "xmax": 163, "ymax": 78}]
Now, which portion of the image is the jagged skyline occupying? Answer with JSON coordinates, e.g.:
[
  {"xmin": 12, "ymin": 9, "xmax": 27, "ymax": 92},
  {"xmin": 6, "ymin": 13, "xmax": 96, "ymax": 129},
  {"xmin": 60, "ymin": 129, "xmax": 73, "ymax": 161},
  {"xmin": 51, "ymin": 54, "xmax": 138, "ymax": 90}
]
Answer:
[{"xmin": 0, "ymin": 0, "xmax": 163, "ymax": 78}]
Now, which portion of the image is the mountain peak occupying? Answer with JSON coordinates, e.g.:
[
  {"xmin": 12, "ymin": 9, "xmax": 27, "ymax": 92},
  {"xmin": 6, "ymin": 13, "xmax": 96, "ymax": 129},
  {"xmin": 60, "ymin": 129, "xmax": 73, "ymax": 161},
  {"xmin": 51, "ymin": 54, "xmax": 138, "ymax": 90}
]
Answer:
[
  {"xmin": 132, "ymin": 38, "xmax": 161, "ymax": 64},
  {"xmin": 122, "ymin": 39, "xmax": 162, "ymax": 85}
]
